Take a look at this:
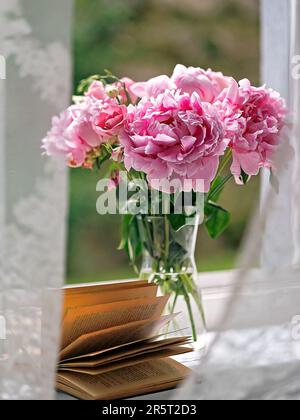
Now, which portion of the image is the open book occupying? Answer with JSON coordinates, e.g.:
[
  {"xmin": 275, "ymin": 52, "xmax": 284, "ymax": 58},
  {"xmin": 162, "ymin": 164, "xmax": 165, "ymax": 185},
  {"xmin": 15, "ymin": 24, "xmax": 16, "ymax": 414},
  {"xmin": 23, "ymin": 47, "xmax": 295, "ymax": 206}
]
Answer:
[{"xmin": 57, "ymin": 280, "xmax": 193, "ymax": 400}]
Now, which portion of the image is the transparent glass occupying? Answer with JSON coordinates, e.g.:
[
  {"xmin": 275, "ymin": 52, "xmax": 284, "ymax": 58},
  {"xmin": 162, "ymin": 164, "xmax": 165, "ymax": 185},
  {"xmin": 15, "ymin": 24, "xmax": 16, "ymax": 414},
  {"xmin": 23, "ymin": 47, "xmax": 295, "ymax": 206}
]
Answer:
[{"xmin": 137, "ymin": 215, "xmax": 206, "ymax": 342}]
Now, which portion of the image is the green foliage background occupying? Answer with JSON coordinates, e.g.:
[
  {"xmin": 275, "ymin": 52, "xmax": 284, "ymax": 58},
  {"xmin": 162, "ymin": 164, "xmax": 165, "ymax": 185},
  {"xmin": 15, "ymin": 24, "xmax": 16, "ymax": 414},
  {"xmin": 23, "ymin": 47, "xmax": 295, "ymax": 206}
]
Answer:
[{"xmin": 68, "ymin": 0, "xmax": 260, "ymax": 283}]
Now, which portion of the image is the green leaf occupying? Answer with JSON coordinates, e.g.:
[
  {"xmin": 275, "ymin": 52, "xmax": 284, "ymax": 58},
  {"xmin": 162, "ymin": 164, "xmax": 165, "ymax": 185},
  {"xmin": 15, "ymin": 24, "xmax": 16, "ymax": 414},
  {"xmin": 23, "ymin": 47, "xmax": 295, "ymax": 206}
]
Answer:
[
  {"xmin": 208, "ymin": 176, "xmax": 225, "ymax": 201},
  {"xmin": 118, "ymin": 214, "xmax": 134, "ymax": 250},
  {"xmin": 119, "ymin": 215, "xmax": 143, "ymax": 272},
  {"xmin": 205, "ymin": 201, "xmax": 231, "ymax": 239},
  {"xmin": 167, "ymin": 214, "xmax": 187, "ymax": 232},
  {"xmin": 240, "ymin": 170, "xmax": 250, "ymax": 185},
  {"xmin": 208, "ymin": 174, "xmax": 233, "ymax": 202}
]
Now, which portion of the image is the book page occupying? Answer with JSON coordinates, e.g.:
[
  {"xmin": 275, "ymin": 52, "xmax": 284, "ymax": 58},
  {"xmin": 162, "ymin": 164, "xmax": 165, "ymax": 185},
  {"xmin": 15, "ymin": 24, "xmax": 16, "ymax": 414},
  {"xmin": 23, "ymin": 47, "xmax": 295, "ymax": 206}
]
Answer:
[
  {"xmin": 57, "ymin": 383, "xmax": 92, "ymax": 400},
  {"xmin": 64, "ymin": 280, "xmax": 150, "ymax": 295},
  {"xmin": 61, "ymin": 295, "xmax": 169, "ymax": 349},
  {"xmin": 64, "ymin": 283, "xmax": 158, "ymax": 311},
  {"xmin": 60, "ymin": 333, "xmax": 165, "ymax": 364},
  {"xmin": 59, "ymin": 314, "xmax": 175, "ymax": 361},
  {"xmin": 57, "ymin": 358, "xmax": 191, "ymax": 400},
  {"xmin": 60, "ymin": 346, "xmax": 193, "ymax": 376},
  {"xmin": 60, "ymin": 336, "xmax": 191, "ymax": 368}
]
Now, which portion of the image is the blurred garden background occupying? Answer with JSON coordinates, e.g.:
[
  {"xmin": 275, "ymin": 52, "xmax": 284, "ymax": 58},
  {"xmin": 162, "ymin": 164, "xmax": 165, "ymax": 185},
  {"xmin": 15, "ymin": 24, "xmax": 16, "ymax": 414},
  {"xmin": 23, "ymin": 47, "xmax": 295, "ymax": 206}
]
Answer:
[{"xmin": 67, "ymin": 0, "xmax": 260, "ymax": 283}]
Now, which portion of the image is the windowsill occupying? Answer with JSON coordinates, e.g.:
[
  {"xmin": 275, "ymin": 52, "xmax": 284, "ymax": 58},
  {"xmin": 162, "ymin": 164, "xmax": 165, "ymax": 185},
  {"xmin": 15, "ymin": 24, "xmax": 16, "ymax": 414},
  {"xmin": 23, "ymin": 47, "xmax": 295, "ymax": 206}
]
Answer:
[{"xmin": 199, "ymin": 268, "xmax": 300, "ymax": 331}]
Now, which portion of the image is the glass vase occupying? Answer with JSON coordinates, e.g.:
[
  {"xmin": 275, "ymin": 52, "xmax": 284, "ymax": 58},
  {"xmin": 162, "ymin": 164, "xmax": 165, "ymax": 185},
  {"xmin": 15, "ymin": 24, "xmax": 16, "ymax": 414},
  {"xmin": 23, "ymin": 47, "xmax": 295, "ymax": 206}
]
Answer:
[{"xmin": 137, "ymin": 215, "xmax": 206, "ymax": 342}]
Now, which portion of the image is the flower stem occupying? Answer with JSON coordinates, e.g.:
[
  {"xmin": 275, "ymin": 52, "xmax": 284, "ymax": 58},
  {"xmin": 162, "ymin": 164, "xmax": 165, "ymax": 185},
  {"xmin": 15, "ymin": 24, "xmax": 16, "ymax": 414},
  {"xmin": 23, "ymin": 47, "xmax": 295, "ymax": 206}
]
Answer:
[
  {"xmin": 164, "ymin": 215, "xmax": 170, "ymax": 266},
  {"xmin": 182, "ymin": 286, "xmax": 197, "ymax": 342},
  {"xmin": 191, "ymin": 288, "xmax": 206, "ymax": 330},
  {"xmin": 180, "ymin": 272, "xmax": 206, "ymax": 330},
  {"xmin": 166, "ymin": 293, "xmax": 179, "ymax": 335},
  {"xmin": 170, "ymin": 292, "xmax": 178, "ymax": 314}
]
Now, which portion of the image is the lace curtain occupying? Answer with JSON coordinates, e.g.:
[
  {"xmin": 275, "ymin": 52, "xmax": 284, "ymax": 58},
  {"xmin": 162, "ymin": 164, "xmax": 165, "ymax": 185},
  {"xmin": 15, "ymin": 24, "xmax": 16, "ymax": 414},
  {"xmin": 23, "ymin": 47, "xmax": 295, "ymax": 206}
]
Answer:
[
  {"xmin": 176, "ymin": 0, "xmax": 300, "ymax": 400},
  {"xmin": 0, "ymin": 0, "xmax": 72, "ymax": 400}
]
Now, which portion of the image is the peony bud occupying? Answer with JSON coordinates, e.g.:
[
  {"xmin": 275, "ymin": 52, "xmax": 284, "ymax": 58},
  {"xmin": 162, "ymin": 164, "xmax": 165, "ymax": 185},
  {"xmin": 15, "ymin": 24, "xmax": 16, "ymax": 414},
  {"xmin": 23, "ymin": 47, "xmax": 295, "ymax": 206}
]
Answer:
[{"xmin": 105, "ymin": 85, "xmax": 120, "ymax": 99}]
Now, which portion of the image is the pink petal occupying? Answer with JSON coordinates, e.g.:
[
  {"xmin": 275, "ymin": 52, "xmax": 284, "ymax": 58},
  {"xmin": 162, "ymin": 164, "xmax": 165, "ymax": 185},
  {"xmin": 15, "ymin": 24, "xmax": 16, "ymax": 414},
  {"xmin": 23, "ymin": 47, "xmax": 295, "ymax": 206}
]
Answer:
[
  {"xmin": 78, "ymin": 122, "xmax": 101, "ymax": 147},
  {"xmin": 154, "ymin": 134, "xmax": 178, "ymax": 145},
  {"xmin": 238, "ymin": 151, "xmax": 260, "ymax": 176},
  {"xmin": 158, "ymin": 146, "xmax": 182, "ymax": 162},
  {"xmin": 130, "ymin": 82, "xmax": 148, "ymax": 98},
  {"xmin": 181, "ymin": 136, "xmax": 197, "ymax": 153},
  {"xmin": 131, "ymin": 76, "xmax": 175, "ymax": 99}
]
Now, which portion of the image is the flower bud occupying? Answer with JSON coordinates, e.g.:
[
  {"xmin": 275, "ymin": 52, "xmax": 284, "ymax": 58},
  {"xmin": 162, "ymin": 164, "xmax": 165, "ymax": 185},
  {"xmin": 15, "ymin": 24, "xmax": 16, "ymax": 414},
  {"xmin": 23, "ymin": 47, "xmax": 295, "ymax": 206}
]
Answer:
[{"xmin": 105, "ymin": 85, "xmax": 119, "ymax": 99}]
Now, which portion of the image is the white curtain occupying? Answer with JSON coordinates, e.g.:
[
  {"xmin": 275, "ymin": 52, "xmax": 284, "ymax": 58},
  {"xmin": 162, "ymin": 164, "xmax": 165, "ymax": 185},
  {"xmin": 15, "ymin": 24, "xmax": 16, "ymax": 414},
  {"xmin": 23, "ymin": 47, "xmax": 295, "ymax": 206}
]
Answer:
[
  {"xmin": 176, "ymin": 0, "xmax": 300, "ymax": 400},
  {"xmin": 0, "ymin": 0, "xmax": 72, "ymax": 400},
  {"xmin": 261, "ymin": 0, "xmax": 294, "ymax": 268},
  {"xmin": 291, "ymin": 0, "xmax": 300, "ymax": 267}
]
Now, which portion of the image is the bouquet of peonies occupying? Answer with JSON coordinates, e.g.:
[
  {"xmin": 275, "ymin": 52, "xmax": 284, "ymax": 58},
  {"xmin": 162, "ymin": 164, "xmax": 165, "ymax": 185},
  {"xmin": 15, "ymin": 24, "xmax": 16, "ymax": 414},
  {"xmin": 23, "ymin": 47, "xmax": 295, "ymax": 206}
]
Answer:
[{"xmin": 43, "ymin": 65, "xmax": 288, "ymax": 341}]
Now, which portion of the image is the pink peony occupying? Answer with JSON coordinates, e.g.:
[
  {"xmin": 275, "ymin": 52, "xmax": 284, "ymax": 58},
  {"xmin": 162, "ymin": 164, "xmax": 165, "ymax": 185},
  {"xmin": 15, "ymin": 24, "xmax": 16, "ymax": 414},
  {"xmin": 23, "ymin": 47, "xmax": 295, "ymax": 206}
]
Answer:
[
  {"xmin": 42, "ymin": 107, "xmax": 91, "ymax": 167},
  {"xmin": 92, "ymin": 101, "xmax": 127, "ymax": 140},
  {"xmin": 120, "ymin": 90, "xmax": 227, "ymax": 192},
  {"xmin": 131, "ymin": 75, "xmax": 176, "ymax": 100},
  {"xmin": 131, "ymin": 65, "xmax": 231, "ymax": 103},
  {"xmin": 171, "ymin": 64, "xmax": 232, "ymax": 103},
  {"xmin": 71, "ymin": 98, "xmax": 104, "ymax": 148},
  {"xmin": 42, "ymin": 97, "xmax": 126, "ymax": 168},
  {"xmin": 216, "ymin": 79, "xmax": 288, "ymax": 181},
  {"xmin": 85, "ymin": 81, "xmax": 107, "ymax": 100}
]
